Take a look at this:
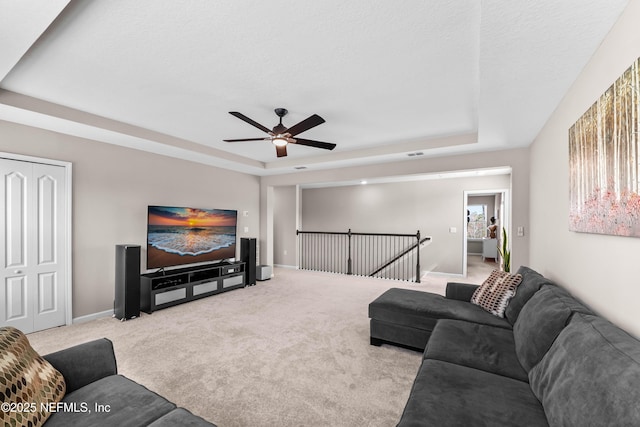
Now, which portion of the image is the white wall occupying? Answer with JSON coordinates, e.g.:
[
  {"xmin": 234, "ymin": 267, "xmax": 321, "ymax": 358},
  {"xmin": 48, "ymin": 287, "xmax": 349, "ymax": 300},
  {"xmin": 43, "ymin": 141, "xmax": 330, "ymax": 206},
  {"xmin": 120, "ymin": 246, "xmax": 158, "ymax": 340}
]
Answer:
[
  {"xmin": 262, "ymin": 147, "xmax": 529, "ymax": 273},
  {"xmin": 273, "ymin": 185, "xmax": 297, "ymax": 267},
  {"xmin": 300, "ymin": 175, "xmax": 510, "ymax": 275},
  {"xmin": 0, "ymin": 120, "xmax": 260, "ymax": 319},
  {"xmin": 529, "ymin": 1, "xmax": 640, "ymax": 338}
]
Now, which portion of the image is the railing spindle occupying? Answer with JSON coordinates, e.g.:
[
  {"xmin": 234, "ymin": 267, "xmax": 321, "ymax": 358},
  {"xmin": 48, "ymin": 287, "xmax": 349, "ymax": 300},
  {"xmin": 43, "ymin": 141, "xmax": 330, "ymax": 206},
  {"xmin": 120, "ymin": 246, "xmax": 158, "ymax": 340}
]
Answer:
[{"xmin": 296, "ymin": 229, "xmax": 430, "ymax": 282}]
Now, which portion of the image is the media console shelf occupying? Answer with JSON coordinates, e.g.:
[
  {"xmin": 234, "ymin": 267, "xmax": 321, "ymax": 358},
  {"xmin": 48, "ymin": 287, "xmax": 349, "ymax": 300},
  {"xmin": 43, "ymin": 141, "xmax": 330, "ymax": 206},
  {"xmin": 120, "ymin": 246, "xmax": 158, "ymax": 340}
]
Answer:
[{"xmin": 140, "ymin": 261, "xmax": 245, "ymax": 313}]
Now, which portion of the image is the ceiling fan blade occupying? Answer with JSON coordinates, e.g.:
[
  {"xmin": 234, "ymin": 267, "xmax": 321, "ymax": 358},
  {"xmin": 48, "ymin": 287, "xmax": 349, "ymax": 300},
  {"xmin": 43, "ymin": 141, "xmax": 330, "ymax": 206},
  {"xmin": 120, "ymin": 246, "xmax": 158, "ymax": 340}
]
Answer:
[
  {"xmin": 275, "ymin": 144, "xmax": 288, "ymax": 157},
  {"xmin": 292, "ymin": 138, "xmax": 336, "ymax": 151},
  {"xmin": 229, "ymin": 112, "xmax": 272, "ymax": 134},
  {"xmin": 285, "ymin": 114, "xmax": 325, "ymax": 137},
  {"xmin": 223, "ymin": 138, "xmax": 268, "ymax": 142}
]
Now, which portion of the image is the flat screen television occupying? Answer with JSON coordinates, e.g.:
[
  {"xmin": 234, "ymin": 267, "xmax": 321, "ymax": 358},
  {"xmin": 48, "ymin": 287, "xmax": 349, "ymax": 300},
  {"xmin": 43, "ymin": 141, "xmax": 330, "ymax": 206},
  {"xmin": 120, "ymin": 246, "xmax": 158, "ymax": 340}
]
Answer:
[{"xmin": 146, "ymin": 205, "xmax": 238, "ymax": 270}]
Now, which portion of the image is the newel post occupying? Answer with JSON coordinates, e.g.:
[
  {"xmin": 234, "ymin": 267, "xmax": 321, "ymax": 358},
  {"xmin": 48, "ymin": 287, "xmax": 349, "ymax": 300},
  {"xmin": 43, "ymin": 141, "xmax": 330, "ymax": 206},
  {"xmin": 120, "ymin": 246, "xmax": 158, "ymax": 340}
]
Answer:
[
  {"xmin": 347, "ymin": 228, "xmax": 353, "ymax": 275},
  {"xmin": 415, "ymin": 230, "xmax": 421, "ymax": 283}
]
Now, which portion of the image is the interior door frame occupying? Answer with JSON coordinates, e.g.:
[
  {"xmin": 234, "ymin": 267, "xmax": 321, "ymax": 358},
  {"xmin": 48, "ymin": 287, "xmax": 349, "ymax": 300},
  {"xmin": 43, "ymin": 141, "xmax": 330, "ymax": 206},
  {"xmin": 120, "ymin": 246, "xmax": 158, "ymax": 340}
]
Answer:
[
  {"xmin": 462, "ymin": 188, "xmax": 510, "ymax": 277},
  {"xmin": 1, "ymin": 151, "xmax": 73, "ymax": 327}
]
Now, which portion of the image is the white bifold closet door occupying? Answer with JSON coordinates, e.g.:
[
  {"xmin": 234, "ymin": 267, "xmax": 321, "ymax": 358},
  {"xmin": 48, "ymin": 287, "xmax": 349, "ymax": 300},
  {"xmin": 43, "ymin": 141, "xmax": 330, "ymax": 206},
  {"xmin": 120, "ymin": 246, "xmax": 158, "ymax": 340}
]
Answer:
[{"xmin": 1, "ymin": 158, "xmax": 67, "ymax": 333}]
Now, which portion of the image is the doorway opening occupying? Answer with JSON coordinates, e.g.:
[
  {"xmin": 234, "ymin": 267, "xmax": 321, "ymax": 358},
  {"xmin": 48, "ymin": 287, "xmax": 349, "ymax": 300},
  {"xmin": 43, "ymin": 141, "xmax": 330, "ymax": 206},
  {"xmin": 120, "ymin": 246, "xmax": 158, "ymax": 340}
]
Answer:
[{"xmin": 463, "ymin": 188, "xmax": 509, "ymax": 278}]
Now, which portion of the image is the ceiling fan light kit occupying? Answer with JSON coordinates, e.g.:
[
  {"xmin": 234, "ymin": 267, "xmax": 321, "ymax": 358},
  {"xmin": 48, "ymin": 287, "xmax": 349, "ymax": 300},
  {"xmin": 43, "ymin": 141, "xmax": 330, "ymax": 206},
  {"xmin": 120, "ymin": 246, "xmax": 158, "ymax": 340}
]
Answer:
[
  {"xmin": 224, "ymin": 108, "xmax": 337, "ymax": 158},
  {"xmin": 272, "ymin": 137, "xmax": 288, "ymax": 147}
]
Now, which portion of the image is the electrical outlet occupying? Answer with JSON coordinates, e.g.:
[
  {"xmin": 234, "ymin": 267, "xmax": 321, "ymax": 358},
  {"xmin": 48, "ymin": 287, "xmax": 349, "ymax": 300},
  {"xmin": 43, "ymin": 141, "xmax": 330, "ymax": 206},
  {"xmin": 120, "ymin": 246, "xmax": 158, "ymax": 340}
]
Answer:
[
  {"xmin": 517, "ymin": 226, "xmax": 525, "ymax": 237},
  {"xmin": 449, "ymin": 227, "xmax": 457, "ymax": 233},
  {"xmin": 244, "ymin": 226, "xmax": 249, "ymax": 233}
]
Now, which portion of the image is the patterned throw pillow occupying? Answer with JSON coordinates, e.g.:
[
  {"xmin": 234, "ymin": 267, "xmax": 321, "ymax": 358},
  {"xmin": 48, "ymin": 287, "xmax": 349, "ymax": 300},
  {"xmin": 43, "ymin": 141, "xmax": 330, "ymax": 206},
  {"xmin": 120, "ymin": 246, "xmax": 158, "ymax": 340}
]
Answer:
[
  {"xmin": 471, "ymin": 270, "xmax": 523, "ymax": 317},
  {"xmin": 0, "ymin": 327, "xmax": 66, "ymax": 427}
]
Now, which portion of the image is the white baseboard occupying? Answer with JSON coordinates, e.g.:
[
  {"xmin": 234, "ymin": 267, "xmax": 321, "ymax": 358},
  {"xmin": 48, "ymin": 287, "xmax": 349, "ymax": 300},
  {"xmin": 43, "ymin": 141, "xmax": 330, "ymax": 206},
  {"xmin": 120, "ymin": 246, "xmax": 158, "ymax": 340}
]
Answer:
[
  {"xmin": 422, "ymin": 270, "xmax": 465, "ymax": 279},
  {"xmin": 73, "ymin": 309, "xmax": 113, "ymax": 324},
  {"xmin": 273, "ymin": 264, "xmax": 297, "ymax": 269}
]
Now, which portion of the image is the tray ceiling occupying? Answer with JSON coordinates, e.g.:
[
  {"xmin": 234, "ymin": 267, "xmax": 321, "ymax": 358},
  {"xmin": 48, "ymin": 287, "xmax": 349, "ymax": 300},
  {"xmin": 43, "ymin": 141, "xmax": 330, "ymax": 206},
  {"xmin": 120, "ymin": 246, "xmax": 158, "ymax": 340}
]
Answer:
[{"xmin": 0, "ymin": 0, "xmax": 629, "ymax": 175}]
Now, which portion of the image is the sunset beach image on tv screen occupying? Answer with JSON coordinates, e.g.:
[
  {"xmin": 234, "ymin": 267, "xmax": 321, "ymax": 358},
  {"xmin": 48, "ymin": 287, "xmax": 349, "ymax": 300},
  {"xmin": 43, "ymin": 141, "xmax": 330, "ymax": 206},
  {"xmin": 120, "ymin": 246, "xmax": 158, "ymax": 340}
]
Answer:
[{"xmin": 147, "ymin": 206, "xmax": 237, "ymax": 269}]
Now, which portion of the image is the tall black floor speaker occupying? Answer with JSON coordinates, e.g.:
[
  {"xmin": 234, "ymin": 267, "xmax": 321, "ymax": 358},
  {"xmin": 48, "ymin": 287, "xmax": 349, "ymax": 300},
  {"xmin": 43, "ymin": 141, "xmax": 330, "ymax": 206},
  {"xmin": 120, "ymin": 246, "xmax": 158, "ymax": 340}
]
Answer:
[
  {"xmin": 240, "ymin": 238, "xmax": 257, "ymax": 286},
  {"xmin": 115, "ymin": 244, "xmax": 141, "ymax": 320}
]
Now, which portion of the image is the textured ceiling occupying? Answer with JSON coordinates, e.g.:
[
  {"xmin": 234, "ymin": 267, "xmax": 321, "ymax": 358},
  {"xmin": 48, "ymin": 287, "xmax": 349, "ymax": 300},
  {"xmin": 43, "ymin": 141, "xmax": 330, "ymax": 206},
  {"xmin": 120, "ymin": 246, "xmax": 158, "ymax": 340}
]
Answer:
[{"xmin": 0, "ymin": 0, "xmax": 629, "ymax": 175}]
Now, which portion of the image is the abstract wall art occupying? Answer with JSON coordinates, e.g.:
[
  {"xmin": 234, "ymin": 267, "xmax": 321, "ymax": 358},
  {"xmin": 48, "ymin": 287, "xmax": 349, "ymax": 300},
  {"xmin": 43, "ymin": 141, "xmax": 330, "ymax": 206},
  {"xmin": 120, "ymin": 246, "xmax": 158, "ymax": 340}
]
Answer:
[{"xmin": 569, "ymin": 57, "xmax": 640, "ymax": 237}]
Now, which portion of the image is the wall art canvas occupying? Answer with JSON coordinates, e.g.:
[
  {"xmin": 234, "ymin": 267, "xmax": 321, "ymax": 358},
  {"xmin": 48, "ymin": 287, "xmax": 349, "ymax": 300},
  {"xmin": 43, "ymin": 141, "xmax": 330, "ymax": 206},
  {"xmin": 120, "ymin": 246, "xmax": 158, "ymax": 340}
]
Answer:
[{"xmin": 569, "ymin": 57, "xmax": 640, "ymax": 237}]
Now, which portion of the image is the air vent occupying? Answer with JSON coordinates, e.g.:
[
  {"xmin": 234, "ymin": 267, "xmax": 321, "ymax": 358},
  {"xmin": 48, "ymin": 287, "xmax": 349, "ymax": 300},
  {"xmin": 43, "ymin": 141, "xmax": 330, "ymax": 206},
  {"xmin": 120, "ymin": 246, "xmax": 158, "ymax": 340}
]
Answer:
[
  {"xmin": 407, "ymin": 152, "xmax": 424, "ymax": 157},
  {"xmin": 294, "ymin": 166, "xmax": 307, "ymax": 170}
]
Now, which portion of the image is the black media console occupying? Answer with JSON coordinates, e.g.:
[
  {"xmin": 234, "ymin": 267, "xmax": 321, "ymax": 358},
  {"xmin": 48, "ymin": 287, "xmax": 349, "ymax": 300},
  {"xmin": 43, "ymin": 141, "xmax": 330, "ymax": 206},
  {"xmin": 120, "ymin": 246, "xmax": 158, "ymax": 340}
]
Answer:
[{"xmin": 140, "ymin": 261, "xmax": 245, "ymax": 313}]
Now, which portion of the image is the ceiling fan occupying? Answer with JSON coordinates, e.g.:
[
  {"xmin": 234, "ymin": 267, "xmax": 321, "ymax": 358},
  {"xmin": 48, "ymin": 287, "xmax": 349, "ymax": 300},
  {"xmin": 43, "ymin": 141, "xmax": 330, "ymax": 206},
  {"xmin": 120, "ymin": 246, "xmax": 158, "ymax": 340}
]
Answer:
[{"xmin": 224, "ymin": 108, "xmax": 337, "ymax": 158}]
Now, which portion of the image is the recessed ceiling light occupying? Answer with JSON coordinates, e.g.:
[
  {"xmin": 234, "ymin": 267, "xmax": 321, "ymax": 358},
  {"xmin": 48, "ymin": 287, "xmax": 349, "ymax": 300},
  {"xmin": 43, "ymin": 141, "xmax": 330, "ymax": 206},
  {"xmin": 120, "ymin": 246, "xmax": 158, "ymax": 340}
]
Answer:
[{"xmin": 361, "ymin": 180, "xmax": 367, "ymax": 185}]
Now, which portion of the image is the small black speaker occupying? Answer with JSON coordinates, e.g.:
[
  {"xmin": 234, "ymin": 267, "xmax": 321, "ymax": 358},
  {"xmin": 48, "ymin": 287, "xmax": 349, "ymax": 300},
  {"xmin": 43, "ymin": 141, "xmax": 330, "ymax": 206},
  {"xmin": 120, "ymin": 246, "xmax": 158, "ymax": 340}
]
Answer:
[
  {"xmin": 240, "ymin": 238, "xmax": 257, "ymax": 286},
  {"xmin": 115, "ymin": 244, "xmax": 141, "ymax": 320}
]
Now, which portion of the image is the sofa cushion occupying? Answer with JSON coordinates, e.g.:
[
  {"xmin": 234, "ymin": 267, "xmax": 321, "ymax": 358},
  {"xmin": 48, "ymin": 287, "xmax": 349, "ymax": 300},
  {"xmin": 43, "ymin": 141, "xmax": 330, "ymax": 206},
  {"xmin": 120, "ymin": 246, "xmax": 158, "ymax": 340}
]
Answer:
[
  {"xmin": 44, "ymin": 338, "xmax": 117, "ymax": 393},
  {"xmin": 44, "ymin": 375, "xmax": 176, "ymax": 427},
  {"xmin": 424, "ymin": 319, "xmax": 528, "ymax": 382},
  {"xmin": 513, "ymin": 285, "xmax": 592, "ymax": 372},
  {"xmin": 398, "ymin": 359, "xmax": 548, "ymax": 426},
  {"xmin": 529, "ymin": 313, "xmax": 640, "ymax": 426},
  {"xmin": 471, "ymin": 270, "xmax": 523, "ymax": 317},
  {"xmin": 445, "ymin": 282, "xmax": 480, "ymax": 301},
  {"xmin": 369, "ymin": 288, "xmax": 511, "ymax": 331},
  {"xmin": 505, "ymin": 266, "xmax": 554, "ymax": 325},
  {"xmin": 0, "ymin": 327, "xmax": 66, "ymax": 427}
]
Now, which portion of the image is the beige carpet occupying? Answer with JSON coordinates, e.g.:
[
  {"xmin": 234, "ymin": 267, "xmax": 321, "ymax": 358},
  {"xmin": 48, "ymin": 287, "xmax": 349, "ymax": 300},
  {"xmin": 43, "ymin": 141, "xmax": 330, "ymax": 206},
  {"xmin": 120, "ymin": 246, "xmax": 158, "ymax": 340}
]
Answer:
[{"xmin": 27, "ymin": 260, "xmax": 493, "ymax": 427}]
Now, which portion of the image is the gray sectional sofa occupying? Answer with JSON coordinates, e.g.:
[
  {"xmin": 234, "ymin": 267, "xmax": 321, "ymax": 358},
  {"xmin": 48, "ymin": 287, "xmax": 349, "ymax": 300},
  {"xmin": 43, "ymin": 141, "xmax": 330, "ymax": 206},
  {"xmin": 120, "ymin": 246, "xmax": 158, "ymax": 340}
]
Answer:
[
  {"xmin": 42, "ymin": 338, "xmax": 215, "ymax": 426},
  {"xmin": 369, "ymin": 266, "xmax": 640, "ymax": 426}
]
